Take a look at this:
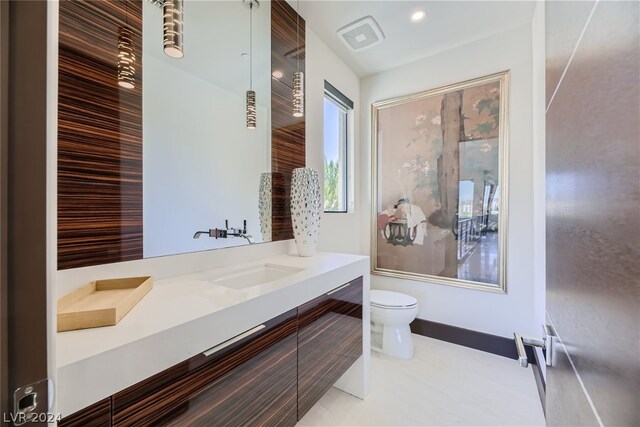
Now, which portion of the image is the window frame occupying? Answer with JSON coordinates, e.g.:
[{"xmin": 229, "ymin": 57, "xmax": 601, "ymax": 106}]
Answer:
[{"xmin": 323, "ymin": 81, "xmax": 353, "ymax": 214}]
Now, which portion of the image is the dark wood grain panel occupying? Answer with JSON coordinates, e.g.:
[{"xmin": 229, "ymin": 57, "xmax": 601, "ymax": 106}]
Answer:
[
  {"xmin": 3, "ymin": 1, "xmax": 50, "ymax": 423},
  {"xmin": 158, "ymin": 333, "xmax": 297, "ymax": 427},
  {"xmin": 297, "ymin": 278, "xmax": 363, "ymax": 420},
  {"xmin": 113, "ymin": 309, "xmax": 298, "ymax": 427},
  {"xmin": 59, "ymin": 397, "xmax": 112, "ymax": 427},
  {"xmin": 58, "ymin": 0, "xmax": 143, "ymax": 269},
  {"xmin": 271, "ymin": 172, "xmax": 290, "ymax": 242},
  {"xmin": 271, "ymin": 0, "xmax": 305, "ymax": 241},
  {"xmin": 545, "ymin": 2, "xmax": 640, "ymax": 425}
]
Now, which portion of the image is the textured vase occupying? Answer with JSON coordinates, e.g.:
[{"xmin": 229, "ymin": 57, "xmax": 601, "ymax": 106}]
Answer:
[
  {"xmin": 290, "ymin": 168, "xmax": 321, "ymax": 257},
  {"xmin": 258, "ymin": 172, "xmax": 272, "ymax": 242}
]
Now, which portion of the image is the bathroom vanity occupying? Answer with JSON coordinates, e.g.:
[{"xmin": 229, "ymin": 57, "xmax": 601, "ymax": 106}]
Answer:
[
  {"xmin": 52, "ymin": 1, "xmax": 368, "ymax": 424},
  {"xmin": 57, "ymin": 253, "xmax": 370, "ymax": 426}
]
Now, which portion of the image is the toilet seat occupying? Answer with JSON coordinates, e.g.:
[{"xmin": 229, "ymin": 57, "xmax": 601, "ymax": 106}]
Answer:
[{"xmin": 370, "ymin": 290, "xmax": 417, "ymax": 309}]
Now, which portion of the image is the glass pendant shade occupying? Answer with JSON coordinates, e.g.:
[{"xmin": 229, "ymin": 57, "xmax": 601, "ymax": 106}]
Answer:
[
  {"xmin": 293, "ymin": 71, "xmax": 304, "ymax": 117},
  {"xmin": 246, "ymin": 90, "xmax": 256, "ymax": 129},
  {"xmin": 117, "ymin": 27, "xmax": 135, "ymax": 89},
  {"xmin": 245, "ymin": 1, "xmax": 257, "ymax": 129},
  {"xmin": 163, "ymin": 0, "xmax": 184, "ymax": 59}
]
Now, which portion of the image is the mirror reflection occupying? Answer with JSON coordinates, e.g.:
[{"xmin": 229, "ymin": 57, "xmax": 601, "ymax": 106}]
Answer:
[{"xmin": 142, "ymin": 0, "xmax": 271, "ymax": 258}]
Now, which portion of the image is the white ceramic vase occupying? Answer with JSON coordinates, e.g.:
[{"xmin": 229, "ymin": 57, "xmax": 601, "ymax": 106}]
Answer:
[
  {"xmin": 258, "ymin": 172, "xmax": 272, "ymax": 242},
  {"xmin": 290, "ymin": 167, "xmax": 321, "ymax": 257}
]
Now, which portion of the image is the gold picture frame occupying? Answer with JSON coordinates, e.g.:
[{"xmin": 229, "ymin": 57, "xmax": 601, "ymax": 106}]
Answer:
[{"xmin": 371, "ymin": 71, "xmax": 509, "ymax": 293}]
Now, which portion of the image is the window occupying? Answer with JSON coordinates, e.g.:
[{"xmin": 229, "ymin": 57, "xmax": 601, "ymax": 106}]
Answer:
[{"xmin": 323, "ymin": 81, "xmax": 353, "ymax": 213}]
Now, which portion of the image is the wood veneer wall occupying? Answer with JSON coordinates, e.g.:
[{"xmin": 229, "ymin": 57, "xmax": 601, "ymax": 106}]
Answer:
[
  {"xmin": 4, "ymin": 2, "xmax": 50, "ymax": 423},
  {"xmin": 58, "ymin": 0, "xmax": 143, "ymax": 270},
  {"xmin": 271, "ymin": 0, "xmax": 306, "ymax": 241}
]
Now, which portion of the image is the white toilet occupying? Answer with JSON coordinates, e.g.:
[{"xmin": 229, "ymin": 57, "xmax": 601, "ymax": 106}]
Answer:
[{"xmin": 370, "ymin": 290, "xmax": 419, "ymax": 359}]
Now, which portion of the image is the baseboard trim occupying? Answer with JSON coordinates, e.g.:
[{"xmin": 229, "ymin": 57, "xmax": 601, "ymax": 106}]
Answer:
[{"xmin": 410, "ymin": 318, "xmax": 522, "ymax": 359}]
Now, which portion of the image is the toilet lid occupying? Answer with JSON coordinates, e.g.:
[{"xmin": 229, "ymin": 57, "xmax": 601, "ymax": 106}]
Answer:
[{"xmin": 370, "ymin": 290, "xmax": 418, "ymax": 309}]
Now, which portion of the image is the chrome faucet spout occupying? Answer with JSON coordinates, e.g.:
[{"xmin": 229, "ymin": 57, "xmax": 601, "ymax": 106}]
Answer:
[
  {"xmin": 193, "ymin": 230, "xmax": 210, "ymax": 239},
  {"xmin": 194, "ymin": 221, "xmax": 251, "ymax": 241},
  {"xmin": 193, "ymin": 229, "xmax": 226, "ymax": 239}
]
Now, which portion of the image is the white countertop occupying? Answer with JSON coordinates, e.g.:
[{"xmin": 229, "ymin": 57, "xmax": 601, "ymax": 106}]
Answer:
[{"xmin": 56, "ymin": 252, "xmax": 369, "ymax": 416}]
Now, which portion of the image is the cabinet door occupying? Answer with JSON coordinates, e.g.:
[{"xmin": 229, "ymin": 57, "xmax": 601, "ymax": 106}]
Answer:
[
  {"xmin": 112, "ymin": 309, "xmax": 298, "ymax": 427},
  {"xmin": 297, "ymin": 277, "xmax": 363, "ymax": 420}
]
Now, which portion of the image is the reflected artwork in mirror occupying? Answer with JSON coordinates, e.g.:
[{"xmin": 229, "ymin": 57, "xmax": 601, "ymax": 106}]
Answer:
[
  {"xmin": 57, "ymin": 0, "xmax": 305, "ymax": 270},
  {"xmin": 371, "ymin": 71, "xmax": 509, "ymax": 293}
]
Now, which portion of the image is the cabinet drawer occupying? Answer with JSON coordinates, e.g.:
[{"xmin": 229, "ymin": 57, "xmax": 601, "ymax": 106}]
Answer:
[
  {"xmin": 297, "ymin": 277, "xmax": 363, "ymax": 420},
  {"xmin": 112, "ymin": 309, "xmax": 297, "ymax": 427}
]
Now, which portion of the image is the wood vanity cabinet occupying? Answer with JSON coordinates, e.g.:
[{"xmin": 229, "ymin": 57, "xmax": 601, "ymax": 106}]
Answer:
[
  {"xmin": 59, "ymin": 277, "xmax": 364, "ymax": 426},
  {"xmin": 297, "ymin": 277, "xmax": 363, "ymax": 420},
  {"xmin": 111, "ymin": 308, "xmax": 298, "ymax": 427}
]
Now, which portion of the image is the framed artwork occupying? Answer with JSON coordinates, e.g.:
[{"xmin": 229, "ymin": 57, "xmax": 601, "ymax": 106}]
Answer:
[{"xmin": 371, "ymin": 71, "xmax": 509, "ymax": 293}]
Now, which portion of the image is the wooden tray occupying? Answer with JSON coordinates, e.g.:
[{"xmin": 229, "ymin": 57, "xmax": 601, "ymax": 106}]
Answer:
[{"xmin": 57, "ymin": 276, "xmax": 153, "ymax": 332}]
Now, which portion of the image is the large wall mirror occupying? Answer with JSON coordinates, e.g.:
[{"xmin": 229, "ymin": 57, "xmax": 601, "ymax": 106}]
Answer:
[
  {"xmin": 142, "ymin": 0, "xmax": 271, "ymax": 257},
  {"xmin": 371, "ymin": 71, "xmax": 509, "ymax": 293},
  {"xmin": 58, "ymin": 0, "xmax": 305, "ymax": 269}
]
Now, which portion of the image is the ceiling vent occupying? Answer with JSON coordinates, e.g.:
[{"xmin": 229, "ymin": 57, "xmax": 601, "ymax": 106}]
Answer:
[{"xmin": 337, "ymin": 16, "xmax": 385, "ymax": 52}]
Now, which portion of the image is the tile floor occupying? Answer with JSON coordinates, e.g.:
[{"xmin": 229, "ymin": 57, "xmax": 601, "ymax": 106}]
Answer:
[{"xmin": 299, "ymin": 334, "xmax": 545, "ymax": 426}]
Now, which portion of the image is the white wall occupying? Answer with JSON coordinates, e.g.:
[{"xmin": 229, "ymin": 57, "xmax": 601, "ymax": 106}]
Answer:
[
  {"xmin": 305, "ymin": 28, "xmax": 362, "ymax": 255},
  {"xmin": 531, "ymin": 0, "xmax": 546, "ymax": 344},
  {"xmin": 47, "ymin": 0, "xmax": 60, "ymax": 416},
  {"xmin": 358, "ymin": 24, "xmax": 543, "ymax": 338},
  {"xmin": 143, "ymin": 55, "xmax": 270, "ymax": 257}
]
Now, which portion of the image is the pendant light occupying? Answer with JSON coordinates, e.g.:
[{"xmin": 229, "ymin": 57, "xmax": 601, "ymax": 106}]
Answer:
[
  {"xmin": 292, "ymin": 0, "xmax": 304, "ymax": 118},
  {"xmin": 246, "ymin": 1, "xmax": 257, "ymax": 129},
  {"xmin": 117, "ymin": 1, "xmax": 135, "ymax": 89},
  {"xmin": 163, "ymin": 0, "xmax": 184, "ymax": 58}
]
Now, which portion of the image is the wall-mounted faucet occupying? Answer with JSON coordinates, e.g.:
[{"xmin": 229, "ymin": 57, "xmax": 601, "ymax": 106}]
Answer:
[
  {"xmin": 238, "ymin": 233, "xmax": 255, "ymax": 244},
  {"xmin": 224, "ymin": 219, "xmax": 245, "ymax": 235},
  {"xmin": 193, "ymin": 229, "xmax": 227, "ymax": 239},
  {"xmin": 193, "ymin": 230, "xmax": 210, "ymax": 239},
  {"xmin": 193, "ymin": 220, "xmax": 254, "ymax": 244},
  {"xmin": 225, "ymin": 220, "xmax": 255, "ymax": 244}
]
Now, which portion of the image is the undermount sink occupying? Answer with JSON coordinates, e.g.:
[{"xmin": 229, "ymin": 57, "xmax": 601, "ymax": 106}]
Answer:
[{"xmin": 210, "ymin": 264, "xmax": 304, "ymax": 290}]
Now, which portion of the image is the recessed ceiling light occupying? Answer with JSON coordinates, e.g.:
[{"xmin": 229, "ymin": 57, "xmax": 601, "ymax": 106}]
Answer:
[
  {"xmin": 410, "ymin": 10, "xmax": 426, "ymax": 23},
  {"xmin": 272, "ymin": 70, "xmax": 283, "ymax": 79}
]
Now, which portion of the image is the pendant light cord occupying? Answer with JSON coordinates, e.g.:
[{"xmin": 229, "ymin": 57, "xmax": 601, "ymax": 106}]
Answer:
[
  {"xmin": 250, "ymin": 2, "xmax": 253, "ymax": 90},
  {"xmin": 296, "ymin": 0, "xmax": 300, "ymax": 71}
]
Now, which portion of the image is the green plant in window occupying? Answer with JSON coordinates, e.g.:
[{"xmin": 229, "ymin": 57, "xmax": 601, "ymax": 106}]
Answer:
[{"xmin": 324, "ymin": 157, "xmax": 340, "ymax": 211}]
